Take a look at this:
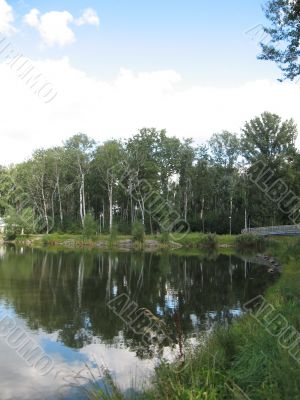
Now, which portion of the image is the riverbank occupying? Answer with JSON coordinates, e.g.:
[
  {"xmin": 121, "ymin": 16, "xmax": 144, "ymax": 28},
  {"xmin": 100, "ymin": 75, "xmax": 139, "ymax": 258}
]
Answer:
[
  {"xmin": 138, "ymin": 238, "xmax": 300, "ymax": 399},
  {"xmin": 2, "ymin": 232, "xmax": 237, "ymax": 250}
]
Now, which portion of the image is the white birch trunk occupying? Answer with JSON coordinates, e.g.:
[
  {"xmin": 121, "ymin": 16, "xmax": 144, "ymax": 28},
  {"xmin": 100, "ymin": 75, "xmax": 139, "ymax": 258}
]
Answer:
[{"xmin": 108, "ymin": 182, "xmax": 113, "ymax": 232}]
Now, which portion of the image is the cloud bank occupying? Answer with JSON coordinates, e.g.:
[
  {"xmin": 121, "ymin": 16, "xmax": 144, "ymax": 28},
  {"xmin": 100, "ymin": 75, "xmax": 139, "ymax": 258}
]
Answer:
[{"xmin": 1, "ymin": 57, "xmax": 300, "ymax": 165}]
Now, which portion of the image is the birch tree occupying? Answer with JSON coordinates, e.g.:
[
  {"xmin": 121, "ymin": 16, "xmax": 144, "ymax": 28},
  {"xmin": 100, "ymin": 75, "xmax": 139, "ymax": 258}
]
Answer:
[
  {"xmin": 65, "ymin": 134, "xmax": 95, "ymax": 228},
  {"xmin": 93, "ymin": 140, "xmax": 125, "ymax": 233}
]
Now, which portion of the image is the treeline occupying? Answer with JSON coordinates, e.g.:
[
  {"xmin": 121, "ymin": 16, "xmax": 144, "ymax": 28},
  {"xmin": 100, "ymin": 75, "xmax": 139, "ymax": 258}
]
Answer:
[{"xmin": 0, "ymin": 111, "xmax": 299, "ymax": 235}]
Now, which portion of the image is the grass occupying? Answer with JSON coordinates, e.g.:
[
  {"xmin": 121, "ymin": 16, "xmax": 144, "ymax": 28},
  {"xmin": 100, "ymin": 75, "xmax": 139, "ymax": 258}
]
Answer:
[
  {"xmin": 13, "ymin": 232, "xmax": 238, "ymax": 250},
  {"xmin": 235, "ymin": 233, "xmax": 267, "ymax": 251},
  {"xmin": 12, "ymin": 232, "xmax": 283, "ymax": 253}
]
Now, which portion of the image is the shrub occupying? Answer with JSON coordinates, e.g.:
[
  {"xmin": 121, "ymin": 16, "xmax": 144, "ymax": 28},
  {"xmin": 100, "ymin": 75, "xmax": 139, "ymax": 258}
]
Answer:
[
  {"xmin": 235, "ymin": 233, "xmax": 267, "ymax": 251},
  {"xmin": 82, "ymin": 212, "xmax": 98, "ymax": 239},
  {"xmin": 158, "ymin": 230, "xmax": 170, "ymax": 244},
  {"xmin": 4, "ymin": 226, "xmax": 17, "ymax": 241},
  {"xmin": 200, "ymin": 233, "xmax": 218, "ymax": 248},
  {"xmin": 132, "ymin": 220, "xmax": 145, "ymax": 243}
]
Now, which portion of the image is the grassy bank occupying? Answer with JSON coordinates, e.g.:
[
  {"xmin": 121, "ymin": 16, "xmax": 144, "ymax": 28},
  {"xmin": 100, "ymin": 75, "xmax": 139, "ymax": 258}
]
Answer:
[
  {"xmin": 137, "ymin": 239, "xmax": 300, "ymax": 399},
  {"xmin": 11, "ymin": 232, "xmax": 238, "ymax": 250}
]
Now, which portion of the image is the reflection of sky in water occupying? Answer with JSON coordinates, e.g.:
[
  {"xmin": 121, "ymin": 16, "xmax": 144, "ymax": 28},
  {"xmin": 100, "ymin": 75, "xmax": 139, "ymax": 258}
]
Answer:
[{"xmin": 0, "ymin": 304, "xmax": 153, "ymax": 400}]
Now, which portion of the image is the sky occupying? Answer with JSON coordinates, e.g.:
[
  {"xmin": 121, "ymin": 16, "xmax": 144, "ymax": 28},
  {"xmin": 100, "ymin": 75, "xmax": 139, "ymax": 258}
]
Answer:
[{"xmin": 1, "ymin": 0, "xmax": 300, "ymax": 164}]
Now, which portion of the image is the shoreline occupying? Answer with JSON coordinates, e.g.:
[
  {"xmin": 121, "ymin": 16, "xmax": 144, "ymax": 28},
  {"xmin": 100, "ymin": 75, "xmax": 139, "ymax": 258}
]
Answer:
[{"xmin": 1, "ymin": 232, "xmax": 237, "ymax": 251}]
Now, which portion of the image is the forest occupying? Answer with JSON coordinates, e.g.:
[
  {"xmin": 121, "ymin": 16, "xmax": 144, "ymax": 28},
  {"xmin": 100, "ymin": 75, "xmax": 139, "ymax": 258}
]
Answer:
[{"xmin": 0, "ymin": 111, "xmax": 299, "ymax": 236}]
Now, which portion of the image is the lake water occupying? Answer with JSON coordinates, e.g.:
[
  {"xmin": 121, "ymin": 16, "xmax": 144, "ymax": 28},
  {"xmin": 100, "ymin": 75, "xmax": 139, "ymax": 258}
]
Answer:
[{"xmin": 0, "ymin": 246, "xmax": 276, "ymax": 399}]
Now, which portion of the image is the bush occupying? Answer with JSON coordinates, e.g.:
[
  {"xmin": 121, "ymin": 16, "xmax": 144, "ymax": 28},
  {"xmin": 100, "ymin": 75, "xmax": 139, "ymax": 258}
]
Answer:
[
  {"xmin": 4, "ymin": 226, "xmax": 17, "ymax": 241},
  {"xmin": 200, "ymin": 233, "xmax": 218, "ymax": 248},
  {"xmin": 158, "ymin": 230, "xmax": 170, "ymax": 244},
  {"xmin": 82, "ymin": 213, "xmax": 98, "ymax": 239},
  {"xmin": 132, "ymin": 220, "xmax": 145, "ymax": 243},
  {"xmin": 235, "ymin": 233, "xmax": 267, "ymax": 251}
]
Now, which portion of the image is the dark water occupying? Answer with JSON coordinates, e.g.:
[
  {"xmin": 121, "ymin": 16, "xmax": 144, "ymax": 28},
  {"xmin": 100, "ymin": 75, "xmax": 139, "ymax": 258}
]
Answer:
[{"xmin": 0, "ymin": 246, "xmax": 275, "ymax": 399}]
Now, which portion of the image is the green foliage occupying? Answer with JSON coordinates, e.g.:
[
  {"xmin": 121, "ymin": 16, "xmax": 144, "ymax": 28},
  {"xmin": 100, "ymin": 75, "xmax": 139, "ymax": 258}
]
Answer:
[
  {"xmin": 208, "ymin": 130, "xmax": 240, "ymax": 167},
  {"xmin": 158, "ymin": 230, "xmax": 170, "ymax": 244},
  {"xmin": 200, "ymin": 233, "xmax": 218, "ymax": 248},
  {"xmin": 131, "ymin": 220, "xmax": 145, "ymax": 243},
  {"xmin": 4, "ymin": 207, "xmax": 38, "ymax": 240},
  {"xmin": 82, "ymin": 212, "xmax": 98, "ymax": 239},
  {"xmin": 259, "ymin": 0, "xmax": 300, "ymax": 81},
  {"xmin": 235, "ymin": 233, "xmax": 267, "ymax": 250},
  {"xmin": 241, "ymin": 111, "xmax": 297, "ymax": 164},
  {"xmin": 0, "ymin": 116, "xmax": 299, "ymax": 236},
  {"xmin": 4, "ymin": 225, "xmax": 17, "ymax": 241}
]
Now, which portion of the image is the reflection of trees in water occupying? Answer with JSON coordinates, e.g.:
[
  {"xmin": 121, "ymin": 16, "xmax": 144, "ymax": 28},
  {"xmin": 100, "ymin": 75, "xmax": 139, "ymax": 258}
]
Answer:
[{"xmin": 0, "ymin": 247, "xmax": 274, "ymax": 357}]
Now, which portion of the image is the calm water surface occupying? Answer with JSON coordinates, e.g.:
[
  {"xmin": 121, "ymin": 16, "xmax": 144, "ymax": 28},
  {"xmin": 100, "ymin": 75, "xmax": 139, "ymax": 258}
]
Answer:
[{"xmin": 0, "ymin": 246, "xmax": 276, "ymax": 399}]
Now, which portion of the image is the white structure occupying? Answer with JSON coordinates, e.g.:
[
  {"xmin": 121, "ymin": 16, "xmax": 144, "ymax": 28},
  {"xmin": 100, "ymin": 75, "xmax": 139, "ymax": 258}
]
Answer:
[{"xmin": 0, "ymin": 218, "xmax": 6, "ymax": 234}]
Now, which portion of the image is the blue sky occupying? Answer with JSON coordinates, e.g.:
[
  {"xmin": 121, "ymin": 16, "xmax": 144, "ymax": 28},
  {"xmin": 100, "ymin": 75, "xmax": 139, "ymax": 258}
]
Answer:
[
  {"xmin": 1, "ymin": 0, "xmax": 299, "ymax": 164},
  {"xmin": 9, "ymin": 0, "xmax": 277, "ymax": 84}
]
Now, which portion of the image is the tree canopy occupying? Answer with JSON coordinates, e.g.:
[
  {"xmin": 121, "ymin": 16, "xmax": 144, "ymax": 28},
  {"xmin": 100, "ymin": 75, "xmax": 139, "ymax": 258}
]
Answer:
[
  {"xmin": 0, "ymin": 112, "xmax": 299, "ymax": 235},
  {"xmin": 259, "ymin": 0, "xmax": 300, "ymax": 80}
]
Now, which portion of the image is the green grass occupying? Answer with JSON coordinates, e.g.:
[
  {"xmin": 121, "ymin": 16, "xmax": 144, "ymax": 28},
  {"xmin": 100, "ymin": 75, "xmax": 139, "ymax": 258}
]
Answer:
[
  {"xmin": 235, "ymin": 233, "xmax": 267, "ymax": 251},
  {"xmin": 171, "ymin": 232, "xmax": 236, "ymax": 247},
  {"xmin": 11, "ymin": 232, "xmax": 300, "ymax": 251},
  {"xmin": 13, "ymin": 232, "xmax": 238, "ymax": 250}
]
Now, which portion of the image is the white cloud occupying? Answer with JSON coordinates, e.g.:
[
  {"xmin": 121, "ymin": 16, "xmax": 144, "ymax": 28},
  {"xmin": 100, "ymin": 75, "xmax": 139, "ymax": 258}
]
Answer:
[
  {"xmin": 1, "ymin": 57, "xmax": 300, "ymax": 165},
  {"xmin": 23, "ymin": 8, "xmax": 39, "ymax": 28},
  {"xmin": 75, "ymin": 8, "xmax": 100, "ymax": 27},
  {"xmin": 0, "ymin": 0, "xmax": 15, "ymax": 35},
  {"xmin": 24, "ymin": 7, "xmax": 99, "ymax": 47},
  {"xmin": 24, "ymin": 9, "xmax": 75, "ymax": 47}
]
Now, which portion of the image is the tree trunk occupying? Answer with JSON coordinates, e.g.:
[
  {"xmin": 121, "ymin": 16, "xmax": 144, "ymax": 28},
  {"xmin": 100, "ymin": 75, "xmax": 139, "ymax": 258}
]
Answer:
[
  {"xmin": 103, "ymin": 199, "xmax": 105, "ymax": 229},
  {"xmin": 41, "ymin": 185, "xmax": 49, "ymax": 234},
  {"xmin": 79, "ymin": 184, "xmax": 84, "ymax": 227},
  {"xmin": 56, "ymin": 174, "xmax": 63, "ymax": 226},
  {"xmin": 200, "ymin": 197, "xmax": 205, "ymax": 233},
  {"xmin": 184, "ymin": 189, "xmax": 188, "ymax": 221},
  {"xmin": 51, "ymin": 188, "xmax": 55, "ymax": 229},
  {"xmin": 78, "ymin": 158, "xmax": 86, "ymax": 228},
  {"xmin": 230, "ymin": 196, "xmax": 233, "ymax": 235},
  {"xmin": 108, "ymin": 183, "xmax": 113, "ymax": 232}
]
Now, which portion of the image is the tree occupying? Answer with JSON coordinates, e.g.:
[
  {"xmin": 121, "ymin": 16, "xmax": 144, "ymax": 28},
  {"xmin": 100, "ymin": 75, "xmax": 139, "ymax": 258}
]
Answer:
[
  {"xmin": 65, "ymin": 134, "xmax": 95, "ymax": 228},
  {"xmin": 241, "ymin": 112, "xmax": 297, "ymax": 165},
  {"xmin": 126, "ymin": 129, "xmax": 160, "ymax": 227},
  {"xmin": 241, "ymin": 112, "xmax": 298, "ymax": 227},
  {"xmin": 178, "ymin": 139, "xmax": 195, "ymax": 221},
  {"xmin": 259, "ymin": 0, "xmax": 300, "ymax": 81},
  {"xmin": 93, "ymin": 140, "xmax": 125, "ymax": 233},
  {"xmin": 208, "ymin": 131, "xmax": 240, "ymax": 168},
  {"xmin": 4, "ymin": 207, "xmax": 38, "ymax": 238}
]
